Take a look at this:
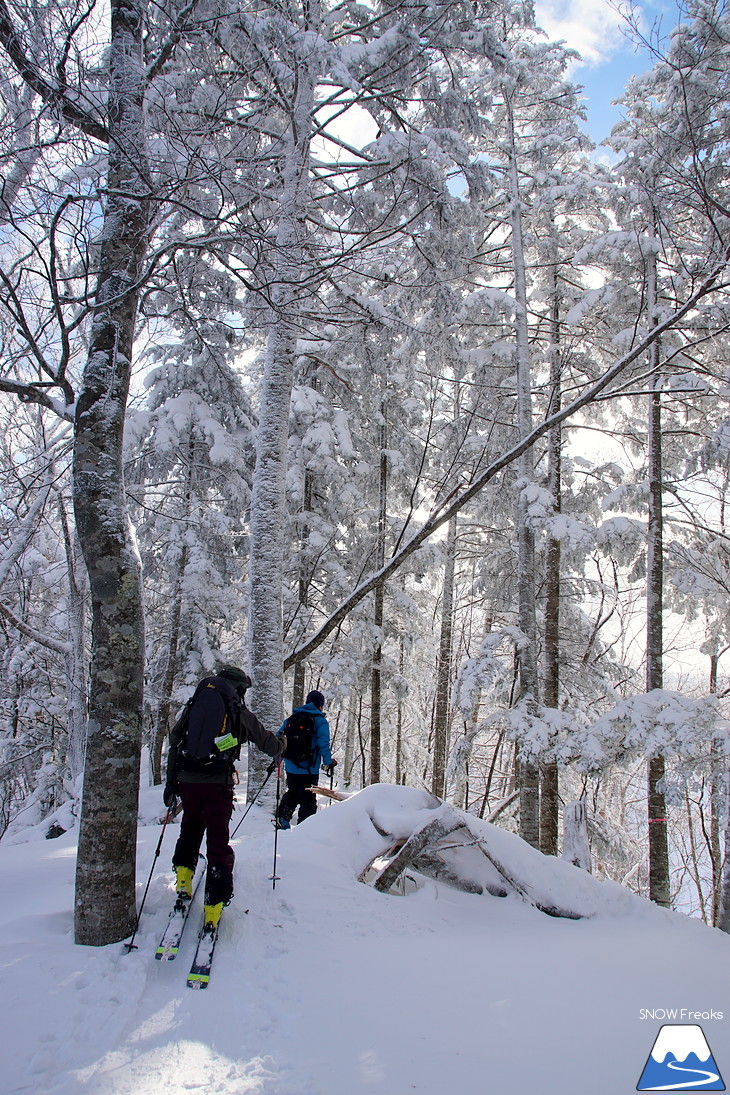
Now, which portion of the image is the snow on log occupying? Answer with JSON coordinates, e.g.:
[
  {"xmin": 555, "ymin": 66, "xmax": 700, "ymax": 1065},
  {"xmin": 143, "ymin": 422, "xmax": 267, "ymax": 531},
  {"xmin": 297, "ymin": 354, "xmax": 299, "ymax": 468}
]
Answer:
[
  {"xmin": 307, "ymin": 786, "xmax": 634, "ymax": 919},
  {"xmin": 411, "ymin": 847, "xmax": 503, "ymax": 896},
  {"xmin": 358, "ymin": 797, "xmax": 591, "ymax": 919}
]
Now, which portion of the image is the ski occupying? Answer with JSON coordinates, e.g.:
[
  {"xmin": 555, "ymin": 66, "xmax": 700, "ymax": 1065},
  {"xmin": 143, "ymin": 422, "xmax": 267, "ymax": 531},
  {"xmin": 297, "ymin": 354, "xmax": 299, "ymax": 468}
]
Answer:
[
  {"xmin": 186, "ymin": 919, "xmax": 220, "ymax": 989},
  {"xmin": 155, "ymin": 855, "xmax": 206, "ymax": 961}
]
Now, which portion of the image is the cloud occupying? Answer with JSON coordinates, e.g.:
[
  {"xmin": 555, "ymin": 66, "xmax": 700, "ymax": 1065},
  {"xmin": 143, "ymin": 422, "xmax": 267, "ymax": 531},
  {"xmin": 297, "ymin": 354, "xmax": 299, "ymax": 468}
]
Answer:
[{"xmin": 534, "ymin": 0, "xmax": 633, "ymax": 68}]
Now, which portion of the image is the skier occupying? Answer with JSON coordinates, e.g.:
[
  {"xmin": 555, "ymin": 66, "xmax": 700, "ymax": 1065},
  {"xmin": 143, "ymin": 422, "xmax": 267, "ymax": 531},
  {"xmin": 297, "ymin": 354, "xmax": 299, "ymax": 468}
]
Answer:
[
  {"xmin": 164, "ymin": 665, "xmax": 285, "ymax": 930},
  {"xmin": 276, "ymin": 689, "xmax": 336, "ymax": 829}
]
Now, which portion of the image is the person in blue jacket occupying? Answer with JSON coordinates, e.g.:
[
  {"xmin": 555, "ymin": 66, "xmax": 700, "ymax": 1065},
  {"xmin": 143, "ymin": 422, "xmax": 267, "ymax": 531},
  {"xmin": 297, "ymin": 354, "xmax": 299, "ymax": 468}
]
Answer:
[{"xmin": 276, "ymin": 690, "xmax": 336, "ymax": 829}]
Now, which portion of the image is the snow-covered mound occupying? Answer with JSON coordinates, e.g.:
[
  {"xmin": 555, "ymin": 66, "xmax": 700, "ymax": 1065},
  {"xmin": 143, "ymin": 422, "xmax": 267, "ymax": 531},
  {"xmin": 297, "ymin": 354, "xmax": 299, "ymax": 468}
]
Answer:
[
  {"xmin": 295, "ymin": 783, "xmax": 646, "ymax": 920},
  {"xmin": 1, "ymin": 782, "xmax": 727, "ymax": 1095}
]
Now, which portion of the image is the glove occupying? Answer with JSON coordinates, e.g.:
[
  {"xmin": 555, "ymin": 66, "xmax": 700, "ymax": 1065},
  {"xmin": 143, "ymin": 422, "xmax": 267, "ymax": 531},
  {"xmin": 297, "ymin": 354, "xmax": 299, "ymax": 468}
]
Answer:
[
  {"xmin": 278, "ymin": 734, "xmax": 287, "ymax": 754},
  {"xmin": 324, "ymin": 761, "xmax": 337, "ymax": 778},
  {"xmin": 163, "ymin": 782, "xmax": 179, "ymax": 810}
]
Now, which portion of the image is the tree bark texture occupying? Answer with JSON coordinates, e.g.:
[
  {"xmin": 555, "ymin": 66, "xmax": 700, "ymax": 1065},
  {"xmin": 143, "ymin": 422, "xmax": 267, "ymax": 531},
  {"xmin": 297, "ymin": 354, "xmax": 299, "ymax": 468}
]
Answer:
[
  {"xmin": 370, "ymin": 415, "xmax": 387, "ymax": 784},
  {"xmin": 645, "ymin": 226, "xmax": 670, "ymax": 909},
  {"xmin": 541, "ymin": 285, "xmax": 562, "ymax": 855},
  {"xmin": 291, "ymin": 463, "xmax": 314, "ymax": 709},
  {"xmin": 247, "ymin": 25, "xmax": 317, "ymax": 801},
  {"xmin": 562, "ymin": 800, "xmax": 591, "ymax": 872},
  {"xmin": 72, "ymin": 0, "xmax": 150, "ymax": 946},
  {"xmin": 717, "ymin": 828, "xmax": 730, "ymax": 934},
  {"xmin": 248, "ymin": 317, "xmax": 297, "ymax": 796},
  {"xmin": 58, "ymin": 496, "xmax": 88, "ymax": 784},
  {"xmin": 432, "ymin": 514, "xmax": 457, "ymax": 798},
  {"xmin": 506, "ymin": 99, "xmax": 539, "ymax": 849},
  {"xmin": 151, "ymin": 543, "xmax": 187, "ymax": 785}
]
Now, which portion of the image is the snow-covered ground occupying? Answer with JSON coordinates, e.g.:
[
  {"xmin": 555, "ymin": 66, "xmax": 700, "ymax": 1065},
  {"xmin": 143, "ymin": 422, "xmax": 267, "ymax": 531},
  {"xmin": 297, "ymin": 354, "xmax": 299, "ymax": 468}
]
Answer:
[{"xmin": 2, "ymin": 783, "xmax": 728, "ymax": 1095}]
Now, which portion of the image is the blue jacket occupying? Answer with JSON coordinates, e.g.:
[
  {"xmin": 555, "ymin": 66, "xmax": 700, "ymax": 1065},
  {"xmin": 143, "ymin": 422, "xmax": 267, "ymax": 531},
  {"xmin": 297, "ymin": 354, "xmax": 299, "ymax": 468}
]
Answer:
[{"xmin": 279, "ymin": 702, "xmax": 332, "ymax": 775}]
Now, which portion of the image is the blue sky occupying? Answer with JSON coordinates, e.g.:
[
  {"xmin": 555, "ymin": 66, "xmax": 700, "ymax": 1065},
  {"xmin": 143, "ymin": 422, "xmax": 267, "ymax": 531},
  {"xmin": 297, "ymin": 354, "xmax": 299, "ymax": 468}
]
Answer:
[{"xmin": 534, "ymin": 0, "xmax": 684, "ymax": 143}]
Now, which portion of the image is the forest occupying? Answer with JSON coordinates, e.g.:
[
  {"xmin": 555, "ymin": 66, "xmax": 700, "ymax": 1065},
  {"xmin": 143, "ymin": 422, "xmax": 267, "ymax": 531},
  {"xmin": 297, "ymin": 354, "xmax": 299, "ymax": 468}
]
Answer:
[{"xmin": 0, "ymin": 0, "xmax": 729, "ymax": 947}]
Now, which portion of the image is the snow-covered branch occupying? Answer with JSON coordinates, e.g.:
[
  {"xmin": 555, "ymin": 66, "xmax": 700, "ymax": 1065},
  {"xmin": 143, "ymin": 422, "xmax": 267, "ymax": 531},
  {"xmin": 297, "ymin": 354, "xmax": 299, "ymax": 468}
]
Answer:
[{"xmin": 285, "ymin": 247, "xmax": 730, "ymax": 669}]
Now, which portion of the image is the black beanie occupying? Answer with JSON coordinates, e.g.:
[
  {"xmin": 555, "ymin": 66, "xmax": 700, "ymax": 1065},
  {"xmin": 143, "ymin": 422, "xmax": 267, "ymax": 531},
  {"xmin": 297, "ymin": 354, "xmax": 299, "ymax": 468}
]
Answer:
[
  {"xmin": 219, "ymin": 665, "xmax": 252, "ymax": 690},
  {"xmin": 306, "ymin": 690, "xmax": 325, "ymax": 709}
]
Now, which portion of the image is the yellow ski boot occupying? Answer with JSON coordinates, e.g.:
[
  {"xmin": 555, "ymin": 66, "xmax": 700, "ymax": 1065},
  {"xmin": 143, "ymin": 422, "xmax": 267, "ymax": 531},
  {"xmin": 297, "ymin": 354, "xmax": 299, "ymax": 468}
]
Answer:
[
  {"xmin": 203, "ymin": 902, "xmax": 224, "ymax": 931},
  {"xmin": 175, "ymin": 865, "xmax": 194, "ymax": 899}
]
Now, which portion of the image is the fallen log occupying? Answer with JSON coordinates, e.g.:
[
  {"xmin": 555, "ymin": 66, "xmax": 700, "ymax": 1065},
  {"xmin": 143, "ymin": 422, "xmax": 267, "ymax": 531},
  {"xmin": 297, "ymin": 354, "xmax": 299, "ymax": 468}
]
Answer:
[
  {"xmin": 372, "ymin": 813, "xmax": 461, "ymax": 893},
  {"xmin": 411, "ymin": 848, "xmax": 505, "ymax": 896},
  {"xmin": 459, "ymin": 815, "xmax": 585, "ymax": 919},
  {"xmin": 357, "ymin": 838, "xmax": 408, "ymax": 884},
  {"xmin": 309, "ymin": 785, "xmax": 350, "ymax": 801}
]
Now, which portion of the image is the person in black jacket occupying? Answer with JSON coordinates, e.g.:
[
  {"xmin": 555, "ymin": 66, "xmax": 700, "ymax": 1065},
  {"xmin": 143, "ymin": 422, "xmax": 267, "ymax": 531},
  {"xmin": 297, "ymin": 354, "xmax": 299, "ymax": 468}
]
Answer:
[{"xmin": 164, "ymin": 665, "xmax": 284, "ymax": 928}]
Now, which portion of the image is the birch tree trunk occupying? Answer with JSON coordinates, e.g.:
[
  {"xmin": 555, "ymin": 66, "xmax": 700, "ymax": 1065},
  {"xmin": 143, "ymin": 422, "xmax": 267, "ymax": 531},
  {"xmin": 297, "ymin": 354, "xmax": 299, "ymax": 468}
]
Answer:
[
  {"xmin": 645, "ymin": 215, "xmax": 670, "ymax": 908},
  {"xmin": 72, "ymin": 0, "xmax": 150, "ymax": 945},
  {"xmin": 247, "ymin": 16, "xmax": 317, "ymax": 801}
]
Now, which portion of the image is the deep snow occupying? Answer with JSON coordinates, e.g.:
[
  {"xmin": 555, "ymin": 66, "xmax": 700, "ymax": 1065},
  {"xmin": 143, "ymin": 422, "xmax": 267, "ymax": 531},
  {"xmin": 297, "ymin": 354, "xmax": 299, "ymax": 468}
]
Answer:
[{"xmin": 2, "ymin": 783, "xmax": 728, "ymax": 1095}]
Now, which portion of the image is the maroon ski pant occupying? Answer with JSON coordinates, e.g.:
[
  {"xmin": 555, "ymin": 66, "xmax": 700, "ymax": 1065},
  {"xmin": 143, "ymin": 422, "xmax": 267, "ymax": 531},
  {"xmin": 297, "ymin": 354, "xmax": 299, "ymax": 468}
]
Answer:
[{"xmin": 173, "ymin": 781, "xmax": 235, "ymax": 905}]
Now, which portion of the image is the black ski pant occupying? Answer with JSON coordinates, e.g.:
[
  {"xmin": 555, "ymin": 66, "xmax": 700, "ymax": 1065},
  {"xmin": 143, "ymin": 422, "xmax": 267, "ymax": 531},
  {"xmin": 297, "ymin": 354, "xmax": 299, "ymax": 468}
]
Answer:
[
  {"xmin": 278, "ymin": 772, "xmax": 317, "ymax": 825},
  {"xmin": 173, "ymin": 781, "xmax": 235, "ymax": 905}
]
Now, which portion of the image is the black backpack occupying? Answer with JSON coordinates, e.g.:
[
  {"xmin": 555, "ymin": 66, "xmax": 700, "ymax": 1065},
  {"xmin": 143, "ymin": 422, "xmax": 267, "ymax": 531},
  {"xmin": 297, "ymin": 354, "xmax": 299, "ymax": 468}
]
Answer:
[
  {"xmin": 282, "ymin": 710, "xmax": 316, "ymax": 769},
  {"xmin": 175, "ymin": 676, "xmax": 244, "ymax": 775}
]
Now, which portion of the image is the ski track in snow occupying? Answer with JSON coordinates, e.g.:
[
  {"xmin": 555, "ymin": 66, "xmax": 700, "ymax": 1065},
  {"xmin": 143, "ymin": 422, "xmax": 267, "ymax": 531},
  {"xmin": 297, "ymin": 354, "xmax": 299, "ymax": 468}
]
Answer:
[{"xmin": 2, "ymin": 783, "xmax": 729, "ymax": 1095}]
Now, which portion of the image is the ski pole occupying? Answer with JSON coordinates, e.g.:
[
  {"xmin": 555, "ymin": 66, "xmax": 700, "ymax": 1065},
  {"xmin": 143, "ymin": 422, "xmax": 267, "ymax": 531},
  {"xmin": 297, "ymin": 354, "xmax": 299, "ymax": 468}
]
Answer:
[
  {"xmin": 271, "ymin": 758, "xmax": 282, "ymax": 890},
  {"xmin": 124, "ymin": 805, "xmax": 172, "ymax": 953},
  {"xmin": 230, "ymin": 761, "xmax": 276, "ymax": 840}
]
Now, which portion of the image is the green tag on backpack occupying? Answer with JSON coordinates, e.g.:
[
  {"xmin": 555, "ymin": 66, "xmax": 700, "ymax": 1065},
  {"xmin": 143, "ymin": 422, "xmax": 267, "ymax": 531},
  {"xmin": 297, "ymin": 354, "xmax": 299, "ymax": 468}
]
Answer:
[{"xmin": 214, "ymin": 733, "xmax": 238, "ymax": 752}]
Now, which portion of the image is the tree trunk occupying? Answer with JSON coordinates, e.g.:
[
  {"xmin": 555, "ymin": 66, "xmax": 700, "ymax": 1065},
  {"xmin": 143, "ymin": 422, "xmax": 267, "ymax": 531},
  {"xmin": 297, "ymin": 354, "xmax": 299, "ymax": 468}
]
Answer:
[
  {"xmin": 717, "ymin": 799, "xmax": 730, "ymax": 933},
  {"xmin": 705, "ymin": 652, "xmax": 723, "ymax": 924},
  {"xmin": 506, "ymin": 98, "xmax": 539, "ymax": 849},
  {"xmin": 343, "ymin": 691, "xmax": 358, "ymax": 789},
  {"xmin": 541, "ymin": 283, "xmax": 562, "ymax": 856},
  {"xmin": 432, "ymin": 514, "xmax": 457, "ymax": 797},
  {"xmin": 72, "ymin": 0, "xmax": 150, "ymax": 946},
  {"xmin": 370, "ymin": 414, "xmax": 388, "ymax": 784},
  {"xmin": 247, "ymin": 31, "xmax": 317, "ymax": 802},
  {"xmin": 151, "ymin": 543, "xmax": 188, "ymax": 785},
  {"xmin": 248, "ymin": 316, "xmax": 297, "ymax": 795},
  {"xmin": 562, "ymin": 800, "xmax": 591, "ymax": 872},
  {"xmin": 58, "ymin": 495, "xmax": 88, "ymax": 785},
  {"xmin": 291, "ymin": 425, "xmax": 315, "ymax": 708},
  {"xmin": 646, "ymin": 218, "xmax": 670, "ymax": 908},
  {"xmin": 396, "ymin": 632, "xmax": 405, "ymax": 785}
]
